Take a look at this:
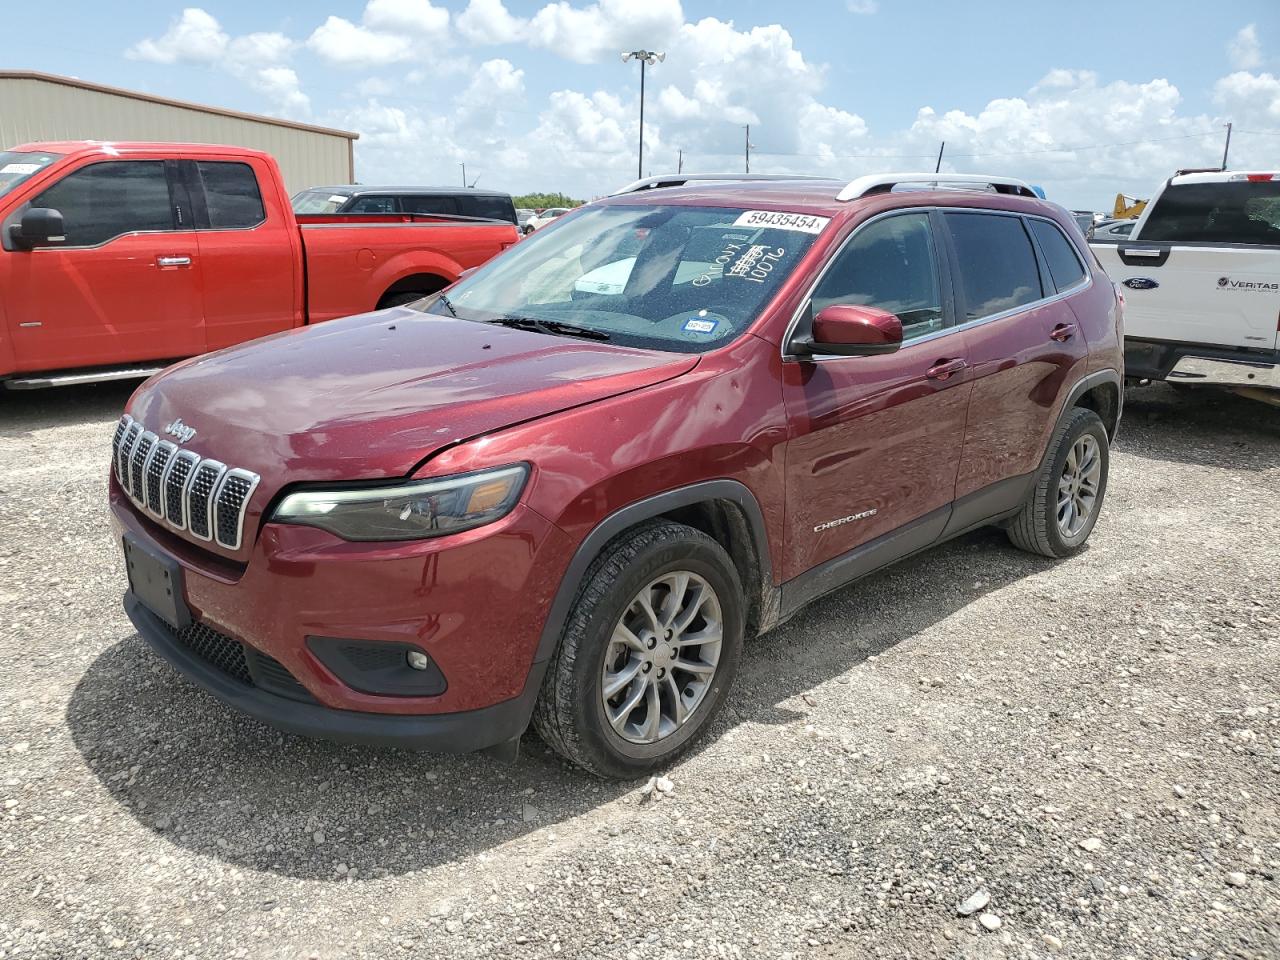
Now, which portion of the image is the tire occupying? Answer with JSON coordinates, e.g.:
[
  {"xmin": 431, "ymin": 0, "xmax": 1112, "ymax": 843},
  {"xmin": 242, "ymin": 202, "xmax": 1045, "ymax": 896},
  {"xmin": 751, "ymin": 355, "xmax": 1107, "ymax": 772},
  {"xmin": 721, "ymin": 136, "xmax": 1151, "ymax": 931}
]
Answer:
[
  {"xmin": 379, "ymin": 291, "xmax": 427, "ymax": 309},
  {"xmin": 1007, "ymin": 406, "xmax": 1109, "ymax": 559},
  {"xmin": 533, "ymin": 520, "xmax": 745, "ymax": 779}
]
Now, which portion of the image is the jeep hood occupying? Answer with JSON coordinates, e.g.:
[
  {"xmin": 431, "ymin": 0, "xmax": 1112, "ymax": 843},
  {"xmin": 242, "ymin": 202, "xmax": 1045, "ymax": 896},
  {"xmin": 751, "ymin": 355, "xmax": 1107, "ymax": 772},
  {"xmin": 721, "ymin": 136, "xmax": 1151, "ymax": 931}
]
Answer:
[{"xmin": 127, "ymin": 307, "xmax": 698, "ymax": 486}]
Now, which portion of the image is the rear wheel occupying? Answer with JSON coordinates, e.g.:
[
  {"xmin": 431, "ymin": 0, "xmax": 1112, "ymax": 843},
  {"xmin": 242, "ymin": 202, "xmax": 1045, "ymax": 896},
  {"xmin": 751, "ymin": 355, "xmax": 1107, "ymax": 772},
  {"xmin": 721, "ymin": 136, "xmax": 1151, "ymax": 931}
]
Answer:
[
  {"xmin": 1007, "ymin": 407, "xmax": 1109, "ymax": 558},
  {"xmin": 533, "ymin": 521, "xmax": 744, "ymax": 779}
]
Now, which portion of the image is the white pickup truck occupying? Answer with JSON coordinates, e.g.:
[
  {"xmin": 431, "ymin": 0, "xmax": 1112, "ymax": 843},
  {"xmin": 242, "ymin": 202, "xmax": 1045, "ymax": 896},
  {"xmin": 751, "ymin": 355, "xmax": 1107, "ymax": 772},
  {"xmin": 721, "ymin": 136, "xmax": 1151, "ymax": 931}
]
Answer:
[{"xmin": 1090, "ymin": 169, "xmax": 1280, "ymax": 404}]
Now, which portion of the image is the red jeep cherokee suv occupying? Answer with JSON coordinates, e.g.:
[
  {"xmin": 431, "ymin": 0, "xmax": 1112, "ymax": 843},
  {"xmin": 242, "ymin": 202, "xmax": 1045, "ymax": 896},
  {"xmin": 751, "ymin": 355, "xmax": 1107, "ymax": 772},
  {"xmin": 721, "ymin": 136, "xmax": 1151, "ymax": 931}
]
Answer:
[{"xmin": 109, "ymin": 172, "xmax": 1122, "ymax": 778}]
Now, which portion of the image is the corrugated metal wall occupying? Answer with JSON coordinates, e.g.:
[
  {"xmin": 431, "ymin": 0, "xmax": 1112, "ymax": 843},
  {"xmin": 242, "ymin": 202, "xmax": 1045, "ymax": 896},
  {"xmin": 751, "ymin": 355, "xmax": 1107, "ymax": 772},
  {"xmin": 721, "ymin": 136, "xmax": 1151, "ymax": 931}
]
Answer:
[{"xmin": 0, "ymin": 75, "xmax": 354, "ymax": 194}]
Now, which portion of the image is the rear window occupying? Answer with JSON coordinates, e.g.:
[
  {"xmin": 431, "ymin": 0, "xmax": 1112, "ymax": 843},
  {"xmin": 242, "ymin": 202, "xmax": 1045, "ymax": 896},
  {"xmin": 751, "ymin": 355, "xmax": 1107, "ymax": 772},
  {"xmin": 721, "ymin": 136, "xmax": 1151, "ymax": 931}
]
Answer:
[
  {"xmin": 1028, "ymin": 219, "xmax": 1087, "ymax": 292},
  {"xmin": 458, "ymin": 194, "xmax": 517, "ymax": 224},
  {"xmin": 348, "ymin": 195, "xmax": 396, "ymax": 214},
  {"xmin": 197, "ymin": 161, "xmax": 264, "ymax": 229},
  {"xmin": 1140, "ymin": 180, "xmax": 1280, "ymax": 245},
  {"xmin": 944, "ymin": 212, "xmax": 1043, "ymax": 320}
]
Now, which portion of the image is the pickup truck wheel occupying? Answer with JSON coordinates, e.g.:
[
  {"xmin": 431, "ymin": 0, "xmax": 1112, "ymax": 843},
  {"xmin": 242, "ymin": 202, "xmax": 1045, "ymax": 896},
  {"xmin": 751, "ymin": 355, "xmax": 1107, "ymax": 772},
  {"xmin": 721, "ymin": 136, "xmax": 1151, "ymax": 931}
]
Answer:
[
  {"xmin": 379, "ymin": 291, "xmax": 428, "ymax": 309},
  {"xmin": 533, "ymin": 521, "xmax": 744, "ymax": 779},
  {"xmin": 1007, "ymin": 407, "xmax": 1109, "ymax": 559}
]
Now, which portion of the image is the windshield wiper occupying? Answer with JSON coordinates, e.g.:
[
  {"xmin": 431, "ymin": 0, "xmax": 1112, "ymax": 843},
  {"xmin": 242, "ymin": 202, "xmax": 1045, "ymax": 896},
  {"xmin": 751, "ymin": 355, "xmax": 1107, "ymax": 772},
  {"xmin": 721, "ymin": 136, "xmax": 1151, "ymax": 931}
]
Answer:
[
  {"xmin": 485, "ymin": 316, "xmax": 611, "ymax": 342},
  {"xmin": 435, "ymin": 292, "xmax": 459, "ymax": 318}
]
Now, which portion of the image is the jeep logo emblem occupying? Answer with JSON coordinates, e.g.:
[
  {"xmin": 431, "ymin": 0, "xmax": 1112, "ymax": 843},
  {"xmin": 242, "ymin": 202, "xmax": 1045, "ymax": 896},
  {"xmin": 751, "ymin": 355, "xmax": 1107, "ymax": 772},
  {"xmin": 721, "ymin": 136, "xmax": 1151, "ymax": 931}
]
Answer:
[{"xmin": 164, "ymin": 418, "xmax": 196, "ymax": 443}]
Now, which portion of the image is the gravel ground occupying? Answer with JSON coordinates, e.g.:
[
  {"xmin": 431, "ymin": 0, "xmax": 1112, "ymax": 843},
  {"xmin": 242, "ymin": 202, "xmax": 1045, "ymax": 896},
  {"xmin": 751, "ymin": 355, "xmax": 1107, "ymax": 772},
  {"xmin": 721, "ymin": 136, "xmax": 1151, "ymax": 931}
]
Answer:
[{"xmin": 0, "ymin": 381, "xmax": 1277, "ymax": 960}]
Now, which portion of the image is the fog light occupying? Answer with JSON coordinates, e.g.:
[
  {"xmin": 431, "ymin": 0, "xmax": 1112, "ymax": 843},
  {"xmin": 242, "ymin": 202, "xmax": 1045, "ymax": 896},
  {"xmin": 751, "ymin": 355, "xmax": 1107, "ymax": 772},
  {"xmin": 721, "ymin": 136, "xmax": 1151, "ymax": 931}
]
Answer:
[{"xmin": 406, "ymin": 650, "xmax": 431, "ymax": 671}]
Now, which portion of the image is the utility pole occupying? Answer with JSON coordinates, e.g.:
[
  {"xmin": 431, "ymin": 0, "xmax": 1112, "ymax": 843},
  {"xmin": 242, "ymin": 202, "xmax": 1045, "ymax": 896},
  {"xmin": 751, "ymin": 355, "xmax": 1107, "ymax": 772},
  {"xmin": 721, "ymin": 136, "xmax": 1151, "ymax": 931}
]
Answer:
[
  {"xmin": 1221, "ymin": 122, "xmax": 1233, "ymax": 171},
  {"xmin": 935, "ymin": 141, "xmax": 945, "ymax": 174},
  {"xmin": 622, "ymin": 50, "xmax": 665, "ymax": 180},
  {"xmin": 677, "ymin": 148, "xmax": 683, "ymax": 174},
  {"xmin": 744, "ymin": 125, "xmax": 751, "ymax": 174}
]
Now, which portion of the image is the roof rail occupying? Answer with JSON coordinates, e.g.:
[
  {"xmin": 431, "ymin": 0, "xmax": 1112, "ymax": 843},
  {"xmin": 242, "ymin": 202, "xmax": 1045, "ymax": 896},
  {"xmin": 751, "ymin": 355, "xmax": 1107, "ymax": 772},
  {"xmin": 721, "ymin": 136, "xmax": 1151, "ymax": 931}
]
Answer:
[
  {"xmin": 836, "ymin": 173, "xmax": 1037, "ymax": 201},
  {"xmin": 611, "ymin": 173, "xmax": 834, "ymax": 196}
]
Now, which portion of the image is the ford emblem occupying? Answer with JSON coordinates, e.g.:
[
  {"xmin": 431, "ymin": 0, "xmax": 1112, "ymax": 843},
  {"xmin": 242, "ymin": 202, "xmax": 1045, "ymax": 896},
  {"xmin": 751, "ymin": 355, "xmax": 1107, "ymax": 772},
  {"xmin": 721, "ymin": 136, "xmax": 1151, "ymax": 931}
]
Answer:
[{"xmin": 1122, "ymin": 277, "xmax": 1159, "ymax": 290}]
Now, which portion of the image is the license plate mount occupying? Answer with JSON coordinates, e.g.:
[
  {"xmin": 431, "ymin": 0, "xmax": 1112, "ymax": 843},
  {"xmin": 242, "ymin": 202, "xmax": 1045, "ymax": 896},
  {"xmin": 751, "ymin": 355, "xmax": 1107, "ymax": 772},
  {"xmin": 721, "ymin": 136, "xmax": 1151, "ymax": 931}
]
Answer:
[{"xmin": 123, "ymin": 534, "xmax": 190, "ymax": 629}]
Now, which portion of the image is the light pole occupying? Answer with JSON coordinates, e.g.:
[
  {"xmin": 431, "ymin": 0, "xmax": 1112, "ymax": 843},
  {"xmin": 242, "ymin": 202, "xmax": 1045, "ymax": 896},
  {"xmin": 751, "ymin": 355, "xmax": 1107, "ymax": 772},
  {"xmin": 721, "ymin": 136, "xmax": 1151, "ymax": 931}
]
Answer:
[{"xmin": 621, "ymin": 49, "xmax": 665, "ymax": 180}]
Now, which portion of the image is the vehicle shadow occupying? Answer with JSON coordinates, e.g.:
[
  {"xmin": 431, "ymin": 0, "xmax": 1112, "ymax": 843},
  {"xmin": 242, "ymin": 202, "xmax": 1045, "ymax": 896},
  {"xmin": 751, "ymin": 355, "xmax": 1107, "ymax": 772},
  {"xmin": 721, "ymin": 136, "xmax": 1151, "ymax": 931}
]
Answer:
[
  {"xmin": 1118, "ymin": 382, "xmax": 1280, "ymax": 471},
  {"xmin": 65, "ymin": 526, "xmax": 1051, "ymax": 881},
  {"xmin": 0, "ymin": 380, "xmax": 134, "ymax": 437}
]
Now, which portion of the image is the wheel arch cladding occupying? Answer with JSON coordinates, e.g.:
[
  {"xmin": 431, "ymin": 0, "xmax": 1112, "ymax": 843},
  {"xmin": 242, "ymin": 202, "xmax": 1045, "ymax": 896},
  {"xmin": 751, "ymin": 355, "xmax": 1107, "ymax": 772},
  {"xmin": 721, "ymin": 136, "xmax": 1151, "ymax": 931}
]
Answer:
[
  {"xmin": 1070, "ymin": 371, "xmax": 1122, "ymax": 440},
  {"xmin": 533, "ymin": 480, "xmax": 776, "ymax": 667}
]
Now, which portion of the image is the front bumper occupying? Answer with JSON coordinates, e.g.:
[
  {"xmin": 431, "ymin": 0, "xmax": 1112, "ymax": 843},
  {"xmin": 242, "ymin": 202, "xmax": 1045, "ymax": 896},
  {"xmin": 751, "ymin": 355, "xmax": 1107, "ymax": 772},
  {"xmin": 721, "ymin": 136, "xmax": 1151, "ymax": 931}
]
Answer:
[
  {"xmin": 124, "ymin": 593, "xmax": 541, "ymax": 751},
  {"xmin": 110, "ymin": 480, "xmax": 576, "ymax": 748}
]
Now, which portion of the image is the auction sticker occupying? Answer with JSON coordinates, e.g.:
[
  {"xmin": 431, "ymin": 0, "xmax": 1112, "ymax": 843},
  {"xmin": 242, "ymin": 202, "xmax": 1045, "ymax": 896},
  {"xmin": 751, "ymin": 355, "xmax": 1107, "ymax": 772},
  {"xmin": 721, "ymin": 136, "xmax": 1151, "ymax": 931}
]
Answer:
[
  {"xmin": 1, "ymin": 163, "xmax": 41, "ymax": 175},
  {"xmin": 732, "ymin": 210, "xmax": 830, "ymax": 234}
]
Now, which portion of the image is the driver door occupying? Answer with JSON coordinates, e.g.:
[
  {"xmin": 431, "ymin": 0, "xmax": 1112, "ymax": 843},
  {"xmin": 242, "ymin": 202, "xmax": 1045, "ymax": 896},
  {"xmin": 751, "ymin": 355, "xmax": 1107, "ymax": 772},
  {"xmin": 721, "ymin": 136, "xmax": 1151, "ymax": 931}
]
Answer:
[{"xmin": 781, "ymin": 210, "xmax": 972, "ymax": 587}]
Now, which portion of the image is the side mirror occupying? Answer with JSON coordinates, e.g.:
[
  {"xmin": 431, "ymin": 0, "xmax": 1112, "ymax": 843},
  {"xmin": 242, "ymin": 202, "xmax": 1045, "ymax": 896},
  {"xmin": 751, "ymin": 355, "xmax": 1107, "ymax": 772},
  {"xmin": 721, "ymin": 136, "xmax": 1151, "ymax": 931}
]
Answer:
[
  {"xmin": 794, "ymin": 304, "xmax": 903, "ymax": 357},
  {"xmin": 10, "ymin": 207, "xmax": 65, "ymax": 249}
]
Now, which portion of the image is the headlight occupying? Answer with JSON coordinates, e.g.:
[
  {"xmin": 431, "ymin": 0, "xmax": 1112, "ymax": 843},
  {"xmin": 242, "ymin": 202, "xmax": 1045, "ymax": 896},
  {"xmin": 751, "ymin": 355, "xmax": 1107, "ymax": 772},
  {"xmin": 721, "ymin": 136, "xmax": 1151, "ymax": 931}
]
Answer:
[{"xmin": 271, "ymin": 464, "xmax": 529, "ymax": 542}]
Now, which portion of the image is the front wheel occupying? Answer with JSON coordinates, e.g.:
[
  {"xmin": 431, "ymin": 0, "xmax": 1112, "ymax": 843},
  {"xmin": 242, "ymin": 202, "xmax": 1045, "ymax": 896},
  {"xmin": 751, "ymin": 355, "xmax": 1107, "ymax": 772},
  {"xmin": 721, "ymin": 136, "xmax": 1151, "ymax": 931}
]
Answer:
[
  {"xmin": 1007, "ymin": 407, "xmax": 1109, "ymax": 558},
  {"xmin": 533, "ymin": 521, "xmax": 745, "ymax": 779}
]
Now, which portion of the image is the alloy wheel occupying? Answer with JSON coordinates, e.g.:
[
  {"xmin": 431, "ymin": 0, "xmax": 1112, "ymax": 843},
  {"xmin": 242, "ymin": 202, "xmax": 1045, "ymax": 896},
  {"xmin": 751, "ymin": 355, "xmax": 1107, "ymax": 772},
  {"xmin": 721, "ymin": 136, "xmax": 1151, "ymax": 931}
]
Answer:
[
  {"xmin": 600, "ymin": 571, "xmax": 723, "ymax": 744},
  {"xmin": 1057, "ymin": 434, "xmax": 1101, "ymax": 538}
]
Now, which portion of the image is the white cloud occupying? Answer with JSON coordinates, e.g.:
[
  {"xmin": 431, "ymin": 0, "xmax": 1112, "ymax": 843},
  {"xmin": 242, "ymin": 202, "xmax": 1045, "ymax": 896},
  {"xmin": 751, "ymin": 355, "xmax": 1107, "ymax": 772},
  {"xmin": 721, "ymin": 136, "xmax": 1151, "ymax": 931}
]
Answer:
[
  {"xmin": 846, "ymin": 0, "xmax": 878, "ymax": 13},
  {"xmin": 457, "ymin": 0, "xmax": 528, "ymax": 44},
  {"xmin": 227, "ymin": 32, "xmax": 295, "ymax": 68},
  {"xmin": 364, "ymin": 0, "xmax": 450, "ymax": 36},
  {"xmin": 127, "ymin": 7, "xmax": 228, "ymax": 63},
  {"xmin": 306, "ymin": 1, "xmax": 449, "ymax": 67},
  {"xmin": 250, "ymin": 66, "xmax": 310, "ymax": 114},
  {"xmin": 1215, "ymin": 70, "xmax": 1280, "ymax": 123},
  {"xmin": 1229, "ymin": 24, "xmax": 1262, "ymax": 71},
  {"xmin": 458, "ymin": 58, "xmax": 526, "ymax": 110},
  {"xmin": 527, "ymin": 0, "xmax": 684, "ymax": 64}
]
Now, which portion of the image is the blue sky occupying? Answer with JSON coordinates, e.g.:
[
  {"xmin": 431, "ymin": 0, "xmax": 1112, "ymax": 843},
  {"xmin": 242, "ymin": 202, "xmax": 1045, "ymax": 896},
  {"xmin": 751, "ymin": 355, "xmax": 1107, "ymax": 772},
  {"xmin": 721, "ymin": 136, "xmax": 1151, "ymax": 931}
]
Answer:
[{"xmin": 5, "ymin": 1, "xmax": 1279, "ymax": 207}]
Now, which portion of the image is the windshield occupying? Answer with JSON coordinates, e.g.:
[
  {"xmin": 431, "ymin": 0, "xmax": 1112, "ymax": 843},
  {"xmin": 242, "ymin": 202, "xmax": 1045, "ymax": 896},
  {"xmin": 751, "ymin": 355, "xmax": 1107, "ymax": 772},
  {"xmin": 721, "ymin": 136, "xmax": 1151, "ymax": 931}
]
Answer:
[
  {"xmin": 292, "ymin": 190, "xmax": 348, "ymax": 214},
  {"xmin": 0, "ymin": 150, "xmax": 62, "ymax": 199},
  {"xmin": 424, "ymin": 203, "xmax": 829, "ymax": 354}
]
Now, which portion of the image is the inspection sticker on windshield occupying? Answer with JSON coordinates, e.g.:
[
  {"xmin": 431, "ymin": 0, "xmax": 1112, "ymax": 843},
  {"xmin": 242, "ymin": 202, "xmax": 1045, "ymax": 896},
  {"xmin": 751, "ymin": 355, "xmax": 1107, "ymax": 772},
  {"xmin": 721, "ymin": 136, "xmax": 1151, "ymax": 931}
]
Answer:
[
  {"xmin": 683, "ymin": 317, "xmax": 719, "ymax": 334},
  {"xmin": 1, "ymin": 163, "xmax": 41, "ymax": 175},
  {"xmin": 732, "ymin": 210, "xmax": 830, "ymax": 234},
  {"xmin": 327, "ymin": 194, "xmax": 348, "ymax": 204}
]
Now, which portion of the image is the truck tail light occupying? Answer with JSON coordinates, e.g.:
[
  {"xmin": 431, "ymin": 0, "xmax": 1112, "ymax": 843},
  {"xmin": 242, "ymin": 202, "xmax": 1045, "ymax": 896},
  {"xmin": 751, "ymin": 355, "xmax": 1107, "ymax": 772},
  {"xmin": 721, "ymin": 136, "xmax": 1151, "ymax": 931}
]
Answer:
[{"xmin": 1229, "ymin": 173, "xmax": 1275, "ymax": 182}]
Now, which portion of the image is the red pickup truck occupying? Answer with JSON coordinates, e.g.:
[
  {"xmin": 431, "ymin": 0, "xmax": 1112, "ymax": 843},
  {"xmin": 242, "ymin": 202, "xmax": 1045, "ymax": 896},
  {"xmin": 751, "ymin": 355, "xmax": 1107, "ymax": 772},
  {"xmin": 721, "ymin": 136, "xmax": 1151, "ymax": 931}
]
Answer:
[{"xmin": 0, "ymin": 141, "xmax": 520, "ymax": 389}]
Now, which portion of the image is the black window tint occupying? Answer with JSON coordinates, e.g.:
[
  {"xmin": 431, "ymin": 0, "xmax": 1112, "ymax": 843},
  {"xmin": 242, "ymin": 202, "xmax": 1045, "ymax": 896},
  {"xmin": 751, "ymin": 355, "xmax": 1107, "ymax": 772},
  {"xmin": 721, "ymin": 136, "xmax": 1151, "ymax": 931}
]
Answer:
[
  {"xmin": 1140, "ymin": 181, "xmax": 1280, "ymax": 244},
  {"xmin": 401, "ymin": 195, "xmax": 458, "ymax": 216},
  {"xmin": 32, "ymin": 161, "xmax": 172, "ymax": 246},
  {"xmin": 458, "ymin": 195, "xmax": 517, "ymax": 224},
  {"xmin": 945, "ymin": 213, "xmax": 1042, "ymax": 319},
  {"xmin": 349, "ymin": 195, "xmax": 397, "ymax": 213},
  {"xmin": 811, "ymin": 212, "xmax": 944, "ymax": 340},
  {"xmin": 1028, "ymin": 219, "xmax": 1086, "ymax": 292},
  {"xmin": 197, "ymin": 161, "xmax": 264, "ymax": 229}
]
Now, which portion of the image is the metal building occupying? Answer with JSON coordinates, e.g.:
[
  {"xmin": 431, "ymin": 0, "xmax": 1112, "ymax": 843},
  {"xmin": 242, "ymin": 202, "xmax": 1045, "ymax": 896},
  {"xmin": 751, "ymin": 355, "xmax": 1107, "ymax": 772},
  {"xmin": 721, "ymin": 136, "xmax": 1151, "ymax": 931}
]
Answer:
[{"xmin": 0, "ymin": 71, "xmax": 358, "ymax": 193}]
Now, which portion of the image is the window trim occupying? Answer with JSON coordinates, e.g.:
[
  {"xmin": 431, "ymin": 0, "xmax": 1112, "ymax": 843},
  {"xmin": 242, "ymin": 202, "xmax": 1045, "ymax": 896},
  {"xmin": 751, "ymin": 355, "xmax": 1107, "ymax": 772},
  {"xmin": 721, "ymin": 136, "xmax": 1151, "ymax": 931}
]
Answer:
[
  {"xmin": 782, "ymin": 206, "xmax": 1093, "ymax": 363},
  {"xmin": 11, "ymin": 157, "xmax": 182, "ymax": 251},
  {"xmin": 188, "ymin": 159, "xmax": 267, "ymax": 233}
]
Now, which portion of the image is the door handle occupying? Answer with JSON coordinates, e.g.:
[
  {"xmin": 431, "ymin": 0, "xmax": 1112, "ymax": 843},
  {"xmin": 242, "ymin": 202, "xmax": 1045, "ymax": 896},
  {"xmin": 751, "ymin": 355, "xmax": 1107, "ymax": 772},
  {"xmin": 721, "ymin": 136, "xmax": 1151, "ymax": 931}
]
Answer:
[
  {"xmin": 156, "ymin": 255, "xmax": 192, "ymax": 267},
  {"xmin": 926, "ymin": 358, "xmax": 968, "ymax": 381},
  {"xmin": 1050, "ymin": 323, "xmax": 1077, "ymax": 342}
]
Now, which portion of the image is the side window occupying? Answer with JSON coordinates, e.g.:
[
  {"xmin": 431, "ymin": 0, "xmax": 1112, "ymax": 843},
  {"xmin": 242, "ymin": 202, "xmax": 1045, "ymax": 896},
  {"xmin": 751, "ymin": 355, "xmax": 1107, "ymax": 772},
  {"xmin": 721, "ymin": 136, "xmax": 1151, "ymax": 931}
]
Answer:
[
  {"xmin": 1028, "ymin": 219, "xmax": 1087, "ymax": 292},
  {"xmin": 944, "ymin": 213, "xmax": 1043, "ymax": 319},
  {"xmin": 401, "ymin": 195, "xmax": 459, "ymax": 216},
  {"xmin": 811, "ymin": 212, "xmax": 944, "ymax": 340},
  {"xmin": 348, "ymin": 195, "xmax": 397, "ymax": 214},
  {"xmin": 31, "ymin": 160, "xmax": 173, "ymax": 247},
  {"xmin": 458, "ymin": 195, "xmax": 517, "ymax": 224},
  {"xmin": 197, "ymin": 161, "xmax": 265, "ymax": 229}
]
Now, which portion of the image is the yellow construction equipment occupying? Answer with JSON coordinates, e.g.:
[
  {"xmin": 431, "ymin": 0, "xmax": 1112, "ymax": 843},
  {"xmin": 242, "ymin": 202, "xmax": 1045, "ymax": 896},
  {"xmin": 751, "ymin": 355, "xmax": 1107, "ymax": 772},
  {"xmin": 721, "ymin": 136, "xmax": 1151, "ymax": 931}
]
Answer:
[{"xmin": 1113, "ymin": 193, "xmax": 1148, "ymax": 219}]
